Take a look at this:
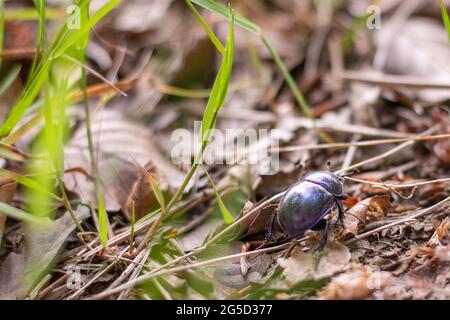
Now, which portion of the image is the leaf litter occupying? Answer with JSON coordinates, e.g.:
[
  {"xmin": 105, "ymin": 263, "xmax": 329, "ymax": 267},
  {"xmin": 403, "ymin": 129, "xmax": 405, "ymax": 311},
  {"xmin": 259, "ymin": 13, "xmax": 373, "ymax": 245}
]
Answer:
[{"xmin": 0, "ymin": 0, "xmax": 449, "ymax": 300}]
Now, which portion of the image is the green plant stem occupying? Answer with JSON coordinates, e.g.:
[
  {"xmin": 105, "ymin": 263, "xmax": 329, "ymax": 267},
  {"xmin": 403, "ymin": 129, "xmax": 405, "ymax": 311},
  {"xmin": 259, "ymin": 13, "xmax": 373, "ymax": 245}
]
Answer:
[
  {"xmin": 260, "ymin": 35, "xmax": 312, "ymax": 119},
  {"xmin": 79, "ymin": 50, "xmax": 109, "ymax": 243},
  {"xmin": 58, "ymin": 182, "xmax": 84, "ymax": 232}
]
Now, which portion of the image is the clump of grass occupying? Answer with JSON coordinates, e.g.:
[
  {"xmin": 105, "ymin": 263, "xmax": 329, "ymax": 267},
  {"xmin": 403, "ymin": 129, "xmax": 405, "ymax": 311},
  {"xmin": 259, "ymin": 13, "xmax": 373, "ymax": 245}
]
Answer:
[
  {"xmin": 190, "ymin": 0, "xmax": 313, "ymax": 119},
  {"xmin": 0, "ymin": 0, "xmax": 121, "ymax": 138},
  {"xmin": 0, "ymin": 1, "xmax": 120, "ymax": 235},
  {"xmin": 137, "ymin": 5, "xmax": 236, "ymax": 251}
]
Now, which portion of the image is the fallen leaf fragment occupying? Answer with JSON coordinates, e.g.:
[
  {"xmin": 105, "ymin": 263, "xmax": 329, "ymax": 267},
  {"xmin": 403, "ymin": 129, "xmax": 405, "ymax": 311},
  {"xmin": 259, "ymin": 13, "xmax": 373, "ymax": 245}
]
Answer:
[
  {"xmin": 341, "ymin": 196, "xmax": 390, "ymax": 238},
  {"xmin": 278, "ymin": 243, "xmax": 351, "ymax": 286},
  {"xmin": 18, "ymin": 206, "xmax": 90, "ymax": 298},
  {"xmin": 319, "ymin": 265, "xmax": 392, "ymax": 300},
  {"xmin": 0, "ymin": 173, "xmax": 17, "ymax": 241}
]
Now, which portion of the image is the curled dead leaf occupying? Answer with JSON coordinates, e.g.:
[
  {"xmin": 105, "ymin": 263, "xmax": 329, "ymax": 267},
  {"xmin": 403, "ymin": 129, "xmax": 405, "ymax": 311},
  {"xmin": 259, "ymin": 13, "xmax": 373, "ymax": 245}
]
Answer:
[
  {"xmin": 341, "ymin": 196, "xmax": 391, "ymax": 238},
  {"xmin": 125, "ymin": 161, "xmax": 165, "ymax": 221},
  {"xmin": 239, "ymin": 201, "xmax": 279, "ymax": 241}
]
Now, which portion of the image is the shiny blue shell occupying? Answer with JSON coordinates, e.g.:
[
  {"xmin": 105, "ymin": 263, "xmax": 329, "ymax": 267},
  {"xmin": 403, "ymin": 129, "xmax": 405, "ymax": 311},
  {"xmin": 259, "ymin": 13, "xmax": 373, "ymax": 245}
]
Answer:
[
  {"xmin": 277, "ymin": 181, "xmax": 334, "ymax": 236},
  {"xmin": 277, "ymin": 171, "xmax": 343, "ymax": 236}
]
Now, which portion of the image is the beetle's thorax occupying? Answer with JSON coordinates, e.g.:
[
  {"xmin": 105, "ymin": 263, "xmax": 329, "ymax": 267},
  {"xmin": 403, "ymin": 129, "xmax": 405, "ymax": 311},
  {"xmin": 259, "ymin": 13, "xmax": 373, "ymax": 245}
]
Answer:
[{"xmin": 302, "ymin": 171, "xmax": 343, "ymax": 197}]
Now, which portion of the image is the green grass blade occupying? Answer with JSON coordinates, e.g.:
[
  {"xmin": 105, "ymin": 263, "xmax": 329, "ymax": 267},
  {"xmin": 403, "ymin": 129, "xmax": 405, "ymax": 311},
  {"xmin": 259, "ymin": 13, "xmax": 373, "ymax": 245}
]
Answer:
[
  {"xmin": 440, "ymin": 1, "xmax": 450, "ymax": 43},
  {"xmin": 165, "ymin": 6, "xmax": 235, "ymax": 211},
  {"xmin": 147, "ymin": 175, "xmax": 165, "ymax": 211},
  {"xmin": 0, "ymin": 202, "xmax": 44, "ymax": 224},
  {"xmin": 341, "ymin": 13, "xmax": 368, "ymax": 52},
  {"xmin": 186, "ymin": 0, "xmax": 224, "ymax": 54},
  {"xmin": 191, "ymin": 0, "xmax": 260, "ymax": 33},
  {"xmin": 202, "ymin": 166, "xmax": 234, "ymax": 224},
  {"xmin": 29, "ymin": 0, "xmax": 48, "ymax": 78},
  {"xmin": 0, "ymin": 61, "xmax": 51, "ymax": 138},
  {"xmin": 51, "ymin": 0, "xmax": 121, "ymax": 59},
  {"xmin": 0, "ymin": 65, "xmax": 21, "ymax": 96},
  {"xmin": 4, "ymin": 7, "xmax": 62, "ymax": 20},
  {"xmin": 261, "ymin": 35, "xmax": 312, "ymax": 119},
  {"xmin": 0, "ymin": 0, "xmax": 121, "ymax": 138},
  {"xmin": 200, "ymin": 8, "xmax": 234, "ymax": 142},
  {"xmin": 190, "ymin": 0, "xmax": 313, "ymax": 120},
  {"xmin": 97, "ymin": 190, "xmax": 109, "ymax": 246},
  {"xmin": 0, "ymin": 168, "xmax": 61, "ymax": 201}
]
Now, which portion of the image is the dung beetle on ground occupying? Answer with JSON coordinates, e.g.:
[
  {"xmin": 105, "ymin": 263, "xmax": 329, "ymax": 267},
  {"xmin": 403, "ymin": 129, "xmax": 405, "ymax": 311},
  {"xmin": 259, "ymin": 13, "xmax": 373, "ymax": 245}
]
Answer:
[{"xmin": 261, "ymin": 171, "xmax": 347, "ymax": 249}]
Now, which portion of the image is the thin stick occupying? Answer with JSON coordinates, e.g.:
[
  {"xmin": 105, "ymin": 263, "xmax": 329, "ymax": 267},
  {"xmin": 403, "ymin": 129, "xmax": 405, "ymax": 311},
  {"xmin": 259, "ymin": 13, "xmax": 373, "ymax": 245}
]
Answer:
[
  {"xmin": 88, "ymin": 237, "xmax": 307, "ymax": 300},
  {"xmin": 344, "ymin": 177, "xmax": 450, "ymax": 189},
  {"xmin": 347, "ymin": 196, "xmax": 450, "ymax": 243},
  {"xmin": 273, "ymin": 134, "xmax": 450, "ymax": 153},
  {"xmin": 339, "ymin": 70, "xmax": 450, "ymax": 90},
  {"xmin": 335, "ymin": 125, "xmax": 441, "ymax": 175}
]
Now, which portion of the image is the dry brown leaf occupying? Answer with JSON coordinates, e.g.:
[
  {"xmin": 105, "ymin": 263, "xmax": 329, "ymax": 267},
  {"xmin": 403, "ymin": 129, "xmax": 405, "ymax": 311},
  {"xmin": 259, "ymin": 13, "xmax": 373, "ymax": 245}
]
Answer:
[
  {"xmin": 319, "ymin": 265, "xmax": 392, "ymax": 300},
  {"xmin": 427, "ymin": 217, "xmax": 449, "ymax": 247},
  {"xmin": 63, "ymin": 109, "xmax": 185, "ymax": 212},
  {"xmin": 214, "ymin": 244, "xmax": 272, "ymax": 289},
  {"xmin": 0, "ymin": 173, "xmax": 18, "ymax": 241},
  {"xmin": 0, "ymin": 252, "xmax": 25, "ymax": 299},
  {"xmin": 18, "ymin": 207, "xmax": 90, "ymax": 298},
  {"xmin": 341, "ymin": 195, "xmax": 390, "ymax": 238},
  {"xmin": 239, "ymin": 201, "xmax": 278, "ymax": 241},
  {"xmin": 124, "ymin": 162, "xmax": 162, "ymax": 220},
  {"xmin": 278, "ymin": 242, "xmax": 351, "ymax": 285}
]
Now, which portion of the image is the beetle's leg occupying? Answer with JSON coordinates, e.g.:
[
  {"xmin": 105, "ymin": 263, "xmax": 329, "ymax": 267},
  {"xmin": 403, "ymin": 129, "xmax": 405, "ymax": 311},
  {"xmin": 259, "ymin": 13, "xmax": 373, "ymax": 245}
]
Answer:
[
  {"xmin": 255, "ymin": 212, "xmax": 277, "ymax": 250},
  {"xmin": 334, "ymin": 198, "xmax": 346, "ymax": 227},
  {"xmin": 268, "ymin": 212, "xmax": 277, "ymax": 240},
  {"xmin": 311, "ymin": 219, "xmax": 328, "ymax": 251}
]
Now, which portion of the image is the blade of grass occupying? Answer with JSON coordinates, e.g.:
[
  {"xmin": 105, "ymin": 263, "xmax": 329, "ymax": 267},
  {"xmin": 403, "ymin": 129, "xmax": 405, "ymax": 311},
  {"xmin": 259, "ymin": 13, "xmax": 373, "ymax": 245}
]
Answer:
[
  {"xmin": 186, "ymin": 0, "xmax": 224, "ymax": 54},
  {"xmin": 97, "ymin": 190, "xmax": 108, "ymax": 246},
  {"xmin": 76, "ymin": 1, "xmax": 113, "ymax": 245},
  {"xmin": 136, "ymin": 6, "xmax": 235, "ymax": 252},
  {"xmin": 172, "ymin": 6, "xmax": 234, "ymax": 207},
  {"xmin": 0, "ymin": 65, "xmax": 21, "ymax": 96},
  {"xmin": 440, "ymin": 1, "xmax": 450, "ymax": 43},
  {"xmin": 0, "ymin": 0, "xmax": 121, "ymax": 138},
  {"xmin": 200, "ymin": 10, "xmax": 234, "ymax": 142},
  {"xmin": 341, "ymin": 13, "xmax": 369, "ymax": 52},
  {"xmin": 0, "ymin": 168, "xmax": 61, "ymax": 201},
  {"xmin": 0, "ymin": 202, "xmax": 43, "ymax": 224},
  {"xmin": 202, "ymin": 166, "xmax": 234, "ymax": 223},
  {"xmin": 261, "ymin": 35, "xmax": 312, "ymax": 119},
  {"xmin": 129, "ymin": 201, "xmax": 136, "ymax": 252},
  {"xmin": 4, "ymin": 7, "xmax": 63, "ymax": 20},
  {"xmin": 190, "ymin": 1, "xmax": 315, "ymax": 117},
  {"xmin": 191, "ymin": 0, "xmax": 260, "ymax": 33},
  {"xmin": 51, "ymin": 0, "xmax": 121, "ymax": 59},
  {"xmin": 132, "ymin": 160, "xmax": 167, "ymax": 254},
  {"xmin": 29, "ymin": 0, "xmax": 48, "ymax": 80},
  {"xmin": 191, "ymin": 0, "xmax": 334, "ymax": 141}
]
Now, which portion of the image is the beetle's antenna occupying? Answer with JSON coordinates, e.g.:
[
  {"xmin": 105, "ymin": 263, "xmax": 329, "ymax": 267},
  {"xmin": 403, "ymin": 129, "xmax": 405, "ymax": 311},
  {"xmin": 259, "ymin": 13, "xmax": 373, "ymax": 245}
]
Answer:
[{"xmin": 336, "ymin": 168, "xmax": 359, "ymax": 178}]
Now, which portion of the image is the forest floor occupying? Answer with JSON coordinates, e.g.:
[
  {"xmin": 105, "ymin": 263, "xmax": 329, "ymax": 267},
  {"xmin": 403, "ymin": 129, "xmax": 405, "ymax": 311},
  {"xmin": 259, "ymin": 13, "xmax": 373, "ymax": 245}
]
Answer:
[{"xmin": 0, "ymin": 0, "xmax": 449, "ymax": 300}]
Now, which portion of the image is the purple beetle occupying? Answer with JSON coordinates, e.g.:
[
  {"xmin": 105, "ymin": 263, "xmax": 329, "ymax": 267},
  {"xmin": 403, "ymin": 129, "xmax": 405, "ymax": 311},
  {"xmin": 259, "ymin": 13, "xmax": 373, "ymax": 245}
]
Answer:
[{"xmin": 262, "ymin": 171, "xmax": 347, "ymax": 249}]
